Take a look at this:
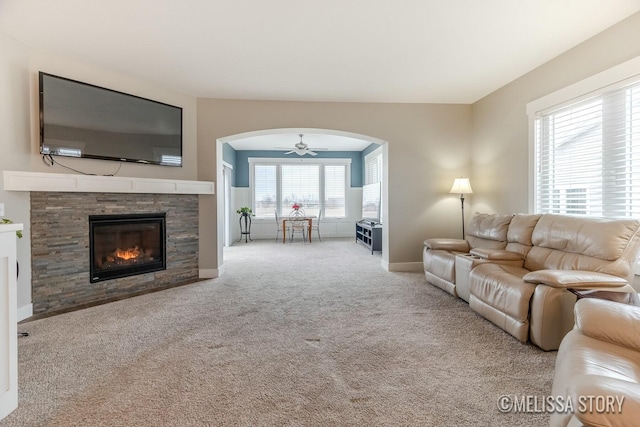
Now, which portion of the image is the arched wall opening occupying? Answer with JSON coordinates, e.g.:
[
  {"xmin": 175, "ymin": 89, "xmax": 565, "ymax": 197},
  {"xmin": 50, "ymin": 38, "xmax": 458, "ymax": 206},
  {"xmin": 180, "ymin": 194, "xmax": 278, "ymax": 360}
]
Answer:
[{"xmin": 215, "ymin": 128, "xmax": 388, "ymax": 272}]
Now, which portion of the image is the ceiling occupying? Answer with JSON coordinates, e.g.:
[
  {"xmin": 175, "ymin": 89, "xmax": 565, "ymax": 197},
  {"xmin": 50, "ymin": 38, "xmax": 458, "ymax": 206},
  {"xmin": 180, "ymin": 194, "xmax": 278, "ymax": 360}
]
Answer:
[
  {"xmin": 1, "ymin": 1, "xmax": 639, "ymax": 151},
  {"xmin": 1, "ymin": 0, "xmax": 639, "ymax": 105}
]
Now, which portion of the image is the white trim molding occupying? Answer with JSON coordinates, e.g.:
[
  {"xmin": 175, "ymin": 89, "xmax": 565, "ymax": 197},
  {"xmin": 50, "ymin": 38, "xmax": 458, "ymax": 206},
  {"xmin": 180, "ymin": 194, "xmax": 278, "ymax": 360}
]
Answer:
[
  {"xmin": 199, "ymin": 269, "xmax": 219, "ymax": 279},
  {"xmin": 386, "ymin": 261, "xmax": 423, "ymax": 272},
  {"xmin": 3, "ymin": 171, "xmax": 215, "ymax": 195},
  {"xmin": 17, "ymin": 303, "xmax": 33, "ymax": 322}
]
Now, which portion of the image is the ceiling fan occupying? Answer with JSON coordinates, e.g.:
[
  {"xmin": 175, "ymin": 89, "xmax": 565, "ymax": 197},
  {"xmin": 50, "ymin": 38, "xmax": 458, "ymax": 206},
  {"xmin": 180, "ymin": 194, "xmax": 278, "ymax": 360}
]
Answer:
[{"xmin": 276, "ymin": 134, "xmax": 328, "ymax": 156}]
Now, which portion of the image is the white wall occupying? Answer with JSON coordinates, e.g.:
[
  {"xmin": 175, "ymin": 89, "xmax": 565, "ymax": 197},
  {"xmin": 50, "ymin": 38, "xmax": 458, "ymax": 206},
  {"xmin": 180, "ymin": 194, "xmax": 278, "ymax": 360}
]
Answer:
[{"xmin": 0, "ymin": 32, "xmax": 32, "ymax": 318}]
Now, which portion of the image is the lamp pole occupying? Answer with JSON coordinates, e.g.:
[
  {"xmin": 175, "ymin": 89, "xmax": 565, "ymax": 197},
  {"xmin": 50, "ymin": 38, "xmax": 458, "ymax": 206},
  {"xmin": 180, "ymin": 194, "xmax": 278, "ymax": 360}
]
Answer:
[{"xmin": 460, "ymin": 193, "xmax": 466, "ymax": 239}]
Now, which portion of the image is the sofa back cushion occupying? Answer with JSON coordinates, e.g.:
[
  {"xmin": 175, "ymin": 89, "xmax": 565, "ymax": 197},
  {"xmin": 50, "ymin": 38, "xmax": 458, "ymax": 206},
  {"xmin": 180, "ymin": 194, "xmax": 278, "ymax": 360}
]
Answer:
[
  {"xmin": 525, "ymin": 214, "xmax": 640, "ymax": 281},
  {"xmin": 505, "ymin": 214, "xmax": 542, "ymax": 257},
  {"xmin": 466, "ymin": 213, "xmax": 512, "ymax": 250}
]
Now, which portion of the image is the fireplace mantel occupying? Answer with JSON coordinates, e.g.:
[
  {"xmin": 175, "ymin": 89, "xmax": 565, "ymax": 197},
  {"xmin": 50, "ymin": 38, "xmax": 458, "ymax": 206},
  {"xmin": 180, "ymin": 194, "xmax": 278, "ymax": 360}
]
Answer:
[{"xmin": 3, "ymin": 171, "xmax": 214, "ymax": 195}]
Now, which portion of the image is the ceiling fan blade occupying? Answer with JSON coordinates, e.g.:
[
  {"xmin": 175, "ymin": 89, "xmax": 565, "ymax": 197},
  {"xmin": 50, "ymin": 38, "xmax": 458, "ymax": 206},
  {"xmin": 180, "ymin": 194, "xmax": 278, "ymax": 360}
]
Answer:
[
  {"xmin": 308, "ymin": 147, "xmax": 328, "ymax": 151},
  {"xmin": 307, "ymin": 151, "xmax": 318, "ymax": 156},
  {"xmin": 284, "ymin": 150, "xmax": 295, "ymax": 155}
]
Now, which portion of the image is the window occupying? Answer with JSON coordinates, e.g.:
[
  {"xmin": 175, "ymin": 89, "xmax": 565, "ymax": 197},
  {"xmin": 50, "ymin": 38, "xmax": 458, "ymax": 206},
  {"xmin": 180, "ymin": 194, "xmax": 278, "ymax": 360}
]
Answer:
[
  {"xmin": 532, "ymin": 76, "xmax": 640, "ymax": 218},
  {"xmin": 254, "ymin": 164, "xmax": 277, "ymax": 217},
  {"xmin": 281, "ymin": 164, "xmax": 320, "ymax": 215},
  {"xmin": 364, "ymin": 147, "xmax": 383, "ymax": 185},
  {"xmin": 324, "ymin": 165, "xmax": 346, "ymax": 217},
  {"xmin": 364, "ymin": 146, "xmax": 383, "ymax": 223},
  {"xmin": 250, "ymin": 158, "xmax": 350, "ymax": 218}
]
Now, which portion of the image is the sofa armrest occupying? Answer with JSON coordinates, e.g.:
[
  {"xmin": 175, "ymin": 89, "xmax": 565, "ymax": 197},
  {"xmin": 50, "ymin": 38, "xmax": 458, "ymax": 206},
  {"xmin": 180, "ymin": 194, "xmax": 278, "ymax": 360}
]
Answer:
[
  {"xmin": 522, "ymin": 270, "xmax": 629, "ymax": 289},
  {"xmin": 423, "ymin": 238, "xmax": 469, "ymax": 252},
  {"xmin": 574, "ymin": 298, "xmax": 640, "ymax": 352},
  {"xmin": 569, "ymin": 375, "xmax": 640, "ymax": 426},
  {"xmin": 468, "ymin": 248, "xmax": 523, "ymax": 261}
]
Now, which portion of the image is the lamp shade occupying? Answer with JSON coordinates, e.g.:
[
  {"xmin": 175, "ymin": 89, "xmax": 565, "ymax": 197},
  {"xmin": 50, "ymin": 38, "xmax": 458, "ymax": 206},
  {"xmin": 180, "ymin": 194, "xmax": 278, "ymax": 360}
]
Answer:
[{"xmin": 449, "ymin": 178, "xmax": 473, "ymax": 194}]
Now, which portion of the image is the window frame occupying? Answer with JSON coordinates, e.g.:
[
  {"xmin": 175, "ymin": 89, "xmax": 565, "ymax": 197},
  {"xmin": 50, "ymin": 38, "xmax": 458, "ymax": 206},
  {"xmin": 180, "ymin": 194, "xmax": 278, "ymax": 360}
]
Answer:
[
  {"xmin": 364, "ymin": 146, "xmax": 383, "ymax": 186},
  {"xmin": 248, "ymin": 157, "xmax": 351, "ymax": 219},
  {"xmin": 527, "ymin": 56, "xmax": 640, "ymax": 214}
]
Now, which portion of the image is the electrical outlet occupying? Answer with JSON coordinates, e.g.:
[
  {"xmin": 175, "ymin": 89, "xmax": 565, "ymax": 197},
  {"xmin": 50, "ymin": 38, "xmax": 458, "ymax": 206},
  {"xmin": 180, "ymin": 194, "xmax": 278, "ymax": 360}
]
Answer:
[{"xmin": 0, "ymin": 203, "xmax": 4, "ymax": 217}]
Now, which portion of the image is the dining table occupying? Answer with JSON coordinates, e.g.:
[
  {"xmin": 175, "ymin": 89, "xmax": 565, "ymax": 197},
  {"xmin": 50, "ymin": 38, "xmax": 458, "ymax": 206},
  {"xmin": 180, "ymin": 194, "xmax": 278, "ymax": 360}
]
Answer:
[{"xmin": 282, "ymin": 216, "xmax": 315, "ymax": 243}]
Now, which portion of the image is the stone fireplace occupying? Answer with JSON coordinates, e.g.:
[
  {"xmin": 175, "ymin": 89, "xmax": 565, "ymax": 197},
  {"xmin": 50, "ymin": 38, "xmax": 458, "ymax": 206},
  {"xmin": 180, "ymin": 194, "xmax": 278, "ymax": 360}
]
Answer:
[
  {"xmin": 89, "ymin": 213, "xmax": 166, "ymax": 283},
  {"xmin": 30, "ymin": 192, "xmax": 200, "ymax": 316}
]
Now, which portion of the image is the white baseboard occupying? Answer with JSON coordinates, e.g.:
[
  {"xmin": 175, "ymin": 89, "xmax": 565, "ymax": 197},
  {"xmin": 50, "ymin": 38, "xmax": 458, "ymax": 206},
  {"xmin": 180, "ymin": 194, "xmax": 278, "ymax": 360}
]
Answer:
[
  {"xmin": 17, "ymin": 303, "xmax": 33, "ymax": 322},
  {"xmin": 386, "ymin": 262, "xmax": 423, "ymax": 272},
  {"xmin": 199, "ymin": 269, "xmax": 219, "ymax": 279}
]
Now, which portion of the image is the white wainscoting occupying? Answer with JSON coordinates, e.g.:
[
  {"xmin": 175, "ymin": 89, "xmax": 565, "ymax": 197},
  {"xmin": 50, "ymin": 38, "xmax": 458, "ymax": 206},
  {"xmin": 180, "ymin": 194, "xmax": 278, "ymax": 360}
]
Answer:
[{"xmin": 229, "ymin": 187, "xmax": 363, "ymax": 242}]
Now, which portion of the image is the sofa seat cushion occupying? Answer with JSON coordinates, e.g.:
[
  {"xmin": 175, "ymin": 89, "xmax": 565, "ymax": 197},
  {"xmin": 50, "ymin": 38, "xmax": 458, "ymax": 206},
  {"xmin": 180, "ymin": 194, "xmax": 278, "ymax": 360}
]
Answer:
[{"xmin": 469, "ymin": 263, "xmax": 536, "ymax": 322}]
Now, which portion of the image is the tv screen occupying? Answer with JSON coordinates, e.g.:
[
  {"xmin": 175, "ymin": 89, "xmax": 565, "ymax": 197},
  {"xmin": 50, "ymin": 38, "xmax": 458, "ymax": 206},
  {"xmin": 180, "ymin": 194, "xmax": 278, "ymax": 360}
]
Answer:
[
  {"xmin": 362, "ymin": 182, "xmax": 381, "ymax": 223},
  {"xmin": 39, "ymin": 72, "xmax": 182, "ymax": 167}
]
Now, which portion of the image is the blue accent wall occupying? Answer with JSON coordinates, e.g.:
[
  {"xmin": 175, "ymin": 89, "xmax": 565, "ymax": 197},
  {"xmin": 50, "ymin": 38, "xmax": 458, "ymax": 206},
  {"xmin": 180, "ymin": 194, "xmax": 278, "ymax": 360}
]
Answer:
[
  {"xmin": 222, "ymin": 143, "xmax": 237, "ymax": 187},
  {"xmin": 233, "ymin": 150, "xmax": 363, "ymax": 188}
]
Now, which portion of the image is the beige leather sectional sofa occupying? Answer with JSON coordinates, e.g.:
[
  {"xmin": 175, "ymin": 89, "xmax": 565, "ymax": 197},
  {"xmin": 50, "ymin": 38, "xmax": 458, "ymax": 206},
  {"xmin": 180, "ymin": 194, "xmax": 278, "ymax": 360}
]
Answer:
[
  {"xmin": 550, "ymin": 298, "xmax": 640, "ymax": 426},
  {"xmin": 423, "ymin": 213, "xmax": 640, "ymax": 351}
]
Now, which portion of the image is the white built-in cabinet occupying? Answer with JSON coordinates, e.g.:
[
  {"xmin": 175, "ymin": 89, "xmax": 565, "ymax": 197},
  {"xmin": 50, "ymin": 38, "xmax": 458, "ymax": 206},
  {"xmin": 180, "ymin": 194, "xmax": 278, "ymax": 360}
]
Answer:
[{"xmin": 0, "ymin": 223, "xmax": 22, "ymax": 420}]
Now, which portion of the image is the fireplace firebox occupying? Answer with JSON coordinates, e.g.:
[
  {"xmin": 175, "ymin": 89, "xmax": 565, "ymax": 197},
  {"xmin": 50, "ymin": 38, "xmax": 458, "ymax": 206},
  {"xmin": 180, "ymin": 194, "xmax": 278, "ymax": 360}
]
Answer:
[{"xmin": 89, "ymin": 213, "xmax": 166, "ymax": 283}]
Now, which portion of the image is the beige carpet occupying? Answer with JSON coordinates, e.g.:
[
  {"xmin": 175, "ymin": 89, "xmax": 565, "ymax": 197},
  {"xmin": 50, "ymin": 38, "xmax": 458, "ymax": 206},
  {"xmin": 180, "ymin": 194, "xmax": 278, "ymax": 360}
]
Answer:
[{"xmin": 1, "ymin": 238, "xmax": 555, "ymax": 426}]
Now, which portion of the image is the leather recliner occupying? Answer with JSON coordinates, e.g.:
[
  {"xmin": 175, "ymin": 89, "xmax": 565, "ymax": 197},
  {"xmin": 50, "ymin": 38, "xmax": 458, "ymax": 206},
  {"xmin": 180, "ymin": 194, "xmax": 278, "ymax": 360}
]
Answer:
[
  {"xmin": 469, "ymin": 214, "xmax": 640, "ymax": 350},
  {"xmin": 423, "ymin": 213, "xmax": 513, "ymax": 297},
  {"xmin": 550, "ymin": 298, "xmax": 640, "ymax": 426}
]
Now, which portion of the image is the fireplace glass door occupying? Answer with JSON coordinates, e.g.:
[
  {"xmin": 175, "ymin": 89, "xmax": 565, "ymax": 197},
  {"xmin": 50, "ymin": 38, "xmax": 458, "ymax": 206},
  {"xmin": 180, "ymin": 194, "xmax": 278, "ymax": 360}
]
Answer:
[{"xmin": 89, "ymin": 213, "xmax": 166, "ymax": 283}]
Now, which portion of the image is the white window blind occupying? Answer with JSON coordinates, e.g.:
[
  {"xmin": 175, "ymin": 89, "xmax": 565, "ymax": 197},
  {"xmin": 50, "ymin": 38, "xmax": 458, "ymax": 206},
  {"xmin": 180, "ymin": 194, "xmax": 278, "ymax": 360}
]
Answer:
[
  {"xmin": 535, "ymin": 79, "xmax": 640, "ymax": 218},
  {"xmin": 254, "ymin": 164, "xmax": 277, "ymax": 217},
  {"xmin": 324, "ymin": 165, "xmax": 346, "ymax": 217},
  {"xmin": 365, "ymin": 149, "xmax": 383, "ymax": 185},
  {"xmin": 281, "ymin": 164, "xmax": 320, "ymax": 215},
  {"xmin": 250, "ymin": 158, "xmax": 350, "ymax": 219}
]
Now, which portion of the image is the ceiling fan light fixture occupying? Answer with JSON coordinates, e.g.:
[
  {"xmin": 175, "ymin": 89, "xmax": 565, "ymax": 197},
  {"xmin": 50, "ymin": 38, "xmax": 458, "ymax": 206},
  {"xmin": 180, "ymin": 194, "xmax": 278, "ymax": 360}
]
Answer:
[{"xmin": 275, "ymin": 134, "xmax": 328, "ymax": 156}]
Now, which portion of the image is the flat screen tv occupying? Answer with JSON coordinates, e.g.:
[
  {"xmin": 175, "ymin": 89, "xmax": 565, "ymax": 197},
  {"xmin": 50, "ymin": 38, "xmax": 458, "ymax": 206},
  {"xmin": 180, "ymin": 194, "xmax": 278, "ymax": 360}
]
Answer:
[
  {"xmin": 39, "ymin": 72, "xmax": 183, "ymax": 167},
  {"xmin": 362, "ymin": 182, "xmax": 381, "ymax": 223}
]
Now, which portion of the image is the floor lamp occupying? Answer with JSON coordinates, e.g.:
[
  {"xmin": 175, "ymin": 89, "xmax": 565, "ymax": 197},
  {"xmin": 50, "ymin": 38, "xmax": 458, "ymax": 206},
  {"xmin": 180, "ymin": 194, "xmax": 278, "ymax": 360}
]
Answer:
[{"xmin": 450, "ymin": 178, "xmax": 473, "ymax": 239}]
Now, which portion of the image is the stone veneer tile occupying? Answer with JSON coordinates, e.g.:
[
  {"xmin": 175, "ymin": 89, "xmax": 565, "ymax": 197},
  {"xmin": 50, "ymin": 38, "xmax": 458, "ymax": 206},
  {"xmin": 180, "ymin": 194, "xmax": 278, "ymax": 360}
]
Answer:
[{"xmin": 31, "ymin": 192, "xmax": 199, "ymax": 315}]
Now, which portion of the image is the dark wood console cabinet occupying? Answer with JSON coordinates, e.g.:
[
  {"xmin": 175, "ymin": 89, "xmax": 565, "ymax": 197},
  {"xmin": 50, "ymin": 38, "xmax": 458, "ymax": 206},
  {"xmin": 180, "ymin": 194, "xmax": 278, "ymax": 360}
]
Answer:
[{"xmin": 355, "ymin": 220, "xmax": 382, "ymax": 254}]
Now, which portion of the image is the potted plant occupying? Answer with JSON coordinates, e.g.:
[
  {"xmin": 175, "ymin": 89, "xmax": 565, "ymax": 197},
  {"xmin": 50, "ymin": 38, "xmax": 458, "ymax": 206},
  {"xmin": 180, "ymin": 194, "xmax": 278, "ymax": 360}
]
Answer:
[
  {"xmin": 236, "ymin": 208, "xmax": 253, "ymax": 242},
  {"xmin": 236, "ymin": 207, "xmax": 253, "ymax": 216}
]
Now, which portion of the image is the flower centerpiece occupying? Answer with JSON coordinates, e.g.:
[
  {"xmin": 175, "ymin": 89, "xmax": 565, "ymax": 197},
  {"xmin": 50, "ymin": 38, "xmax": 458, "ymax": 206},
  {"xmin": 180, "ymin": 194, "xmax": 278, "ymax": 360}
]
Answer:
[{"xmin": 292, "ymin": 203, "xmax": 301, "ymax": 211}]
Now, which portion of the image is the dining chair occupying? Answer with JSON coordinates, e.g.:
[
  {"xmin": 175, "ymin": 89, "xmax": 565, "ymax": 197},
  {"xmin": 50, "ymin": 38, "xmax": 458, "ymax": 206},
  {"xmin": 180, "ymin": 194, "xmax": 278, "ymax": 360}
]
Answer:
[
  {"xmin": 309, "ymin": 209, "xmax": 322, "ymax": 241},
  {"xmin": 274, "ymin": 210, "xmax": 288, "ymax": 243},
  {"xmin": 289, "ymin": 209, "xmax": 307, "ymax": 243}
]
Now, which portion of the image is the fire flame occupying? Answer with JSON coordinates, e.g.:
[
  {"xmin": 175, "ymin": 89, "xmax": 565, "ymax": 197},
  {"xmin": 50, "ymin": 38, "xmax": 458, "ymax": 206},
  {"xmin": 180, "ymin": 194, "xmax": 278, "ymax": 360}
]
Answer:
[{"xmin": 114, "ymin": 246, "xmax": 141, "ymax": 261}]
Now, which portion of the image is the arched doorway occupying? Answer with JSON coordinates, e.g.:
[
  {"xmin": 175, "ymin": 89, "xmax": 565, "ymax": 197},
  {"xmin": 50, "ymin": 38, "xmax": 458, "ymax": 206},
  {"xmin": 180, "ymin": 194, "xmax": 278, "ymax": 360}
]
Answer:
[{"xmin": 215, "ymin": 128, "xmax": 388, "ymax": 270}]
